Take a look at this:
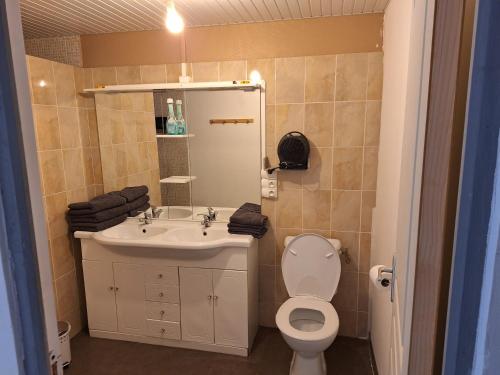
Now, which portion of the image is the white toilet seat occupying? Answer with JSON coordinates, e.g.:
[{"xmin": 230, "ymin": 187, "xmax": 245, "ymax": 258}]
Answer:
[{"xmin": 276, "ymin": 296, "xmax": 339, "ymax": 342}]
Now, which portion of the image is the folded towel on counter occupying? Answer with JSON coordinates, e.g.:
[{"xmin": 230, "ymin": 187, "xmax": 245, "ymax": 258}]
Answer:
[
  {"xmin": 68, "ymin": 204, "xmax": 131, "ymax": 224},
  {"xmin": 228, "ymin": 223, "xmax": 268, "ymax": 239},
  {"xmin": 120, "ymin": 185, "xmax": 149, "ymax": 202},
  {"xmin": 70, "ymin": 214, "xmax": 128, "ymax": 232},
  {"xmin": 229, "ymin": 204, "xmax": 267, "ymax": 227},
  {"xmin": 68, "ymin": 192, "xmax": 126, "ymax": 215},
  {"xmin": 240, "ymin": 202, "xmax": 261, "ymax": 213},
  {"xmin": 127, "ymin": 194, "xmax": 150, "ymax": 211},
  {"xmin": 129, "ymin": 203, "xmax": 151, "ymax": 217}
]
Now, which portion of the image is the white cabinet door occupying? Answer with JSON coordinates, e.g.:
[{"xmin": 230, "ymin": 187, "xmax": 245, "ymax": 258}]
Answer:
[
  {"xmin": 179, "ymin": 267, "xmax": 214, "ymax": 343},
  {"xmin": 82, "ymin": 260, "xmax": 117, "ymax": 332},
  {"xmin": 113, "ymin": 263, "xmax": 146, "ymax": 336},
  {"xmin": 213, "ymin": 270, "xmax": 248, "ymax": 347}
]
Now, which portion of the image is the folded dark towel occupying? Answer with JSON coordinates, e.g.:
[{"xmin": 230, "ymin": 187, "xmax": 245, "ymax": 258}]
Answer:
[
  {"xmin": 127, "ymin": 195, "xmax": 150, "ymax": 211},
  {"xmin": 68, "ymin": 192, "xmax": 126, "ymax": 214},
  {"xmin": 228, "ymin": 223, "xmax": 268, "ymax": 239},
  {"xmin": 68, "ymin": 204, "xmax": 131, "ymax": 224},
  {"xmin": 229, "ymin": 206, "xmax": 268, "ymax": 227},
  {"xmin": 240, "ymin": 202, "xmax": 261, "ymax": 213},
  {"xmin": 70, "ymin": 214, "xmax": 127, "ymax": 232},
  {"xmin": 129, "ymin": 203, "xmax": 151, "ymax": 217},
  {"xmin": 120, "ymin": 185, "xmax": 148, "ymax": 202}
]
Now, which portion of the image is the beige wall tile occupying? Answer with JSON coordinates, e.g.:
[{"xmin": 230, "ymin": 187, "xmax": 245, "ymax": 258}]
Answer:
[
  {"xmin": 331, "ymin": 190, "xmax": 361, "ymax": 231},
  {"xmin": 55, "ymin": 270, "xmax": 80, "ymax": 321},
  {"xmin": 39, "ymin": 150, "xmax": 66, "ymax": 195},
  {"xmin": 74, "ymin": 68, "xmax": 94, "ymax": 108},
  {"xmin": 92, "ymin": 67, "xmax": 117, "ymax": 86},
  {"xmin": 278, "ymin": 170, "xmax": 302, "ymax": 190},
  {"xmin": 265, "ymin": 105, "xmax": 276, "ymax": 148},
  {"xmin": 367, "ymin": 52, "xmax": 383, "ymax": 100},
  {"xmin": 338, "ymin": 309, "xmax": 357, "ymax": 337},
  {"xmin": 259, "ymin": 265, "xmax": 275, "ymax": 303},
  {"xmin": 53, "ymin": 62, "xmax": 77, "ymax": 107},
  {"xmin": 166, "ymin": 63, "xmax": 181, "ymax": 83},
  {"xmin": 275, "ymin": 104, "xmax": 304, "ymax": 140},
  {"xmin": 45, "ymin": 192, "xmax": 68, "ymax": 239},
  {"xmin": 111, "ymin": 111, "xmax": 125, "ymax": 144},
  {"xmin": 49, "ymin": 235, "xmax": 74, "ymax": 279},
  {"xmin": 333, "ymin": 102, "xmax": 366, "ymax": 147},
  {"xmin": 336, "ymin": 53, "xmax": 368, "ymax": 101},
  {"xmin": 365, "ymin": 101, "xmax": 381, "ymax": 146},
  {"xmin": 192, "ymin": 61, "xmax": 219, "ymax": 82},
  {"xmin": 303, "ymin": 147, "xmax": 332, "ymax": 191},
  {"xmin": 126, "ymin": 144, "xmax": 140, "ymax": 175},
  {"xmin": 332, "ymin": 148, "xmax": 363, "ymax": 190},
  {"xmin": 361, "ymin": 191, "xmax": 376, "ymax": 232},
  {"xmin": 358, "ymin": 273, "xmax": 369, "ymax": 312},
  {"xmin": 116, "ymin": 66, "xmax": 141, "ymax": 84},
  {"xmin": 113, "ymin": 144, "xmax": 128, "ymax": 178},
  {"xmin": 67, "ymin": 187, "xmax": 88, "ymax": 204},
  {"xmin": 81, "ymin": 148, "xmax": 94, "ymax": 186},
  {"xmin": 303, "ymin": 190, "xmax": 331, "ymax": 230},
  {"xmin": 33, "ymin": 105, "xmax": 60, "ymax": 150},
  {"xmin": 260, "ymin": 199, "xmax": 276, "ymax": 266},
  {"xmin": 332, "ymin": 271, "xmax": 358, "ymax": 311},
  {"xmin": 91, "ymin": 147, "xmax": 103, "ymax": 184},
  {"xmin": 59, "ymin": 107, "xmax": 81, "ymax": 149},
  {"xmin": 277, "ymin": 189, "xmax": 302, "ymax": 228},
  {"xmin": 28, "ymin": 56, "xmax": 57, "ymax": 105},
  {"xmin": 63, "ymin": 149, "xmax": 85, "ymax": 190},
  {"xmin": 276, "ymin": 57, "xmax": 305, "ymax": 104},
  {"xmin": 78, "ymin": 109, "xmax": 91, "ymax": 148},
  {"xmin": 304, "ymin": 103, "xmax": 334, "ymax": 147},
  {"xmin": 359, "ymin": 233, "xmax": 371, "ymax": 273},
  {"xmin": 219, "ymin": 60, "xmax": 246, "ymax": 80},
  {"xmin": 247, "ymin": 58, "xmax": 275, "ymax": 104},
  {"xmin": 259, "ymin": 302, "xmax": 277, "ymax": 328},
  {"xmin": 357, "ymin": 311, "xmax": 369, "ymax": 338},
  {"xmin": 275, "ymin": 266, "xmax": 288, "ymax": 306},
  {"xmin": 331, "ymin": 231, "xmax": 359, "ymax": 273},
  {"xmin": 363, "ymin": 147, "xmax": 379, "ymax": 190},
  {"xmin": 87, "ymin": 109, "xmax": 99, "ymax": 147},
  {"xmin": 305, "ymin": 55, "xmax": 336, "ymax": 102},
  {"xmin": 140, "ymin": 64, "xmax": 167, "ymax": 84}
]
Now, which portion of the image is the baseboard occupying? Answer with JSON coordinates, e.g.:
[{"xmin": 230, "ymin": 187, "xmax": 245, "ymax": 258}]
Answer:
[{"xmin": 89, "ymin": 329, "xmax": 248, "ymax": 357}]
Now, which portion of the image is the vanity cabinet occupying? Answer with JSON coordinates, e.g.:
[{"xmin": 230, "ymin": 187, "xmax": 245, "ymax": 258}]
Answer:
[
  {"xmin": 80, "ymin": 238, "xmax": 258, "ymax": 356},
  {"xmin": 180, "ymin": 268, "xmax": 247, "ymax": 347}
]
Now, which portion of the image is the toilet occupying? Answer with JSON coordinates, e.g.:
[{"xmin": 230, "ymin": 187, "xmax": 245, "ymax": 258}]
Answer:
[{"xmin": 276, "ymin": 234, "xmax": 342, "ymax": 375}]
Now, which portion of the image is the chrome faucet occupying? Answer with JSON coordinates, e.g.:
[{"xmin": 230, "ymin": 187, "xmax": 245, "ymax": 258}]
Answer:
[
  {"xmin": 151, "ymin": 206, "xmax": 163, "ymax": 219},
  {"xmin": 137, "ymin": 210, "xmax": 153, "ymax": 225},
  {"xmin": 197, "ymin": 207, "xmax": 217, "ymax": 228}
]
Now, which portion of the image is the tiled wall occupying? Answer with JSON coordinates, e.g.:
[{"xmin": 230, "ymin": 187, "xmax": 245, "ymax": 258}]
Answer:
[
  {"xmin": 88, "ymin": 53, "xmax": 382, "ymax": 338},
  {"xmin": 26, "ymin": 55, "xmax": 102, "ymax": 336},
  {"xmin": 25, "ymin": 36, "xmax": 83, "ymax": 67},
  {"xmin": 94, "ymin": 92, "xmax": 161, "ymax": 206}
]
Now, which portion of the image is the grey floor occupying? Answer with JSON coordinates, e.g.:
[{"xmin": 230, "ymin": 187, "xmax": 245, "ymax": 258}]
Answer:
[{"xmin": 65, "ymin": 328, "xmax": 376, "ymax": 375}]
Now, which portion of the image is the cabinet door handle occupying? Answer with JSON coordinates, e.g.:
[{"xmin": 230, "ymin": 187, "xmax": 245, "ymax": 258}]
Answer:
[
  {"xmin": 208, "ymin": 295, "xmax": 212, "ymax": 300},
  {"xmin": 115, "ymin": 287, "xmax": 119, "ymax": 292},
  {"xmin": 158, "ymin": 274, "xmax": 163, "ymax": 279},
  {"xmin": 108, "ymin": 286, "xmax": 114, "ymax": 291},
  {"xmin": 160, "ymin": 310, "xmax": 165, "ymax": 316},
  {"xmin": 213, "ymin": 295, "xmax": 218, "ymax": 301},
  {"xmin": 159, "ymin": 292, "xmax": 164, "ymax": 297},
  {"xmin": 160, "ymin": 328, "xmax": 166, "ymax": 335}
]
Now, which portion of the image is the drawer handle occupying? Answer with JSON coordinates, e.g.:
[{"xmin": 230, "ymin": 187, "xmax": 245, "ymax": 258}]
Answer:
[
  {"xmin": 159, "ymin": 292, "xmax": 164, "ymax": 297},
  {"xmin": 160, "ymin": 328, "xmax": 166, "ymax": 335},
  {"xmin": 158, "ymin": 274, "xmax": 163, "ymax": 279},
  {"xmin": 108, "ymin": 286, "xmax": 114, "ymax": 291},
  {"xmin": 160, "ymin": 310, "xmax": 165, "ymax": 316}
]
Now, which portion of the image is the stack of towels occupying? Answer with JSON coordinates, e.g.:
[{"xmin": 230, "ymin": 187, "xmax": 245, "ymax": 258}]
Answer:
[
  {"xmin": 67, "ymin": 185, "xmax": 150, "ymax": 232},
  {"xmin": 228, "ymin": 203, "xmax": 268, "ymax": 239}
]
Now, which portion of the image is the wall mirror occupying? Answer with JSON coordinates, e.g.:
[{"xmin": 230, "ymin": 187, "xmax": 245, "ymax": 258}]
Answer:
[{"xmin": 94, "ymin": 84, "xmax": 264, "ymax": 222}]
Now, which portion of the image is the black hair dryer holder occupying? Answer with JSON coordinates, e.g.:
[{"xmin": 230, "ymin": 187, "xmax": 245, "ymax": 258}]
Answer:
[{"xmin": 267, "ymin": 131, "xmax": 310, "ymax": 174}]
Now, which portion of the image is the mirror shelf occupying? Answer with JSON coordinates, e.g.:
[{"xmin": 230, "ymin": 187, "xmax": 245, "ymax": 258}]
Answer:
[
  {"xmin": 160, "ymin": 176, "xmax": 197, "ymax": 184},
  {"xmin": 156, "ymin": 134, "xmax": 195, "ymax": 139}
]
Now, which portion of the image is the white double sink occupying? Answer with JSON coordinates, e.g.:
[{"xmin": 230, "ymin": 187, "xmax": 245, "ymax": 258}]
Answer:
[{"xmin": 74, "ymin": 219, "xmax": 253, "ymax": 250}]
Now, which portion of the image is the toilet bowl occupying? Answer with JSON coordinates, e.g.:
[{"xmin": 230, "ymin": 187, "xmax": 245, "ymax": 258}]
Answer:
[{"xmin": 275, "ymin": 234, "xmax": 342, "ymax": 375}]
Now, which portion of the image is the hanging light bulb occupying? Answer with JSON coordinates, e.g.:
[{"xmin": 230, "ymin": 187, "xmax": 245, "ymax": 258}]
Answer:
[{"xmin": 165, "ymin": 2, "xmax": 184, "ymax": 34}]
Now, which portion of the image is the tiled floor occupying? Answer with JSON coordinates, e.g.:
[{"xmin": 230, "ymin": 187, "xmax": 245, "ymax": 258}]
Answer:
[{"xmin": 65, "ymin": 328, "xmax": 376, "ymax": 375}]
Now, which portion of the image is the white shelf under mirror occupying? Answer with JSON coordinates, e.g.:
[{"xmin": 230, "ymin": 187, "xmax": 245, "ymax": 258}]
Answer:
[
  {"xmin": 156, "ymin": 134, "xmax": 195, "ymax": 139},
  {"xmin": 160, "ymin": 176, "xmax": 197, "ymax": 184}
]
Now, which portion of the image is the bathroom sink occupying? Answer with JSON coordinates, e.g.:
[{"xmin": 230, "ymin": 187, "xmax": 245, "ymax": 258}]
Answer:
[
  {"xmin": 98, "ymin": 222, "xmax": 167, "ymax": 240},
  {"xmin": 75, "ymin": 220, "xmax": 254, "ymax": 250},
  {"xmin": 163, "ymin": 227, "xmax": 229, "ymax": 243}
]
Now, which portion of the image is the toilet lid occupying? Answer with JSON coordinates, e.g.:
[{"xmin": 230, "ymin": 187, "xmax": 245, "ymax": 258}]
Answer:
[{"xmin": 282, "ymin": 234, "xmax": 341, "ymax": 301}]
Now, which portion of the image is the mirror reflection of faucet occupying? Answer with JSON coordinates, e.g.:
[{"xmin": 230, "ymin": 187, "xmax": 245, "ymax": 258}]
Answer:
[{"xmin": 197, "ymin": 207, "xmax": 218, "ymax": 227}]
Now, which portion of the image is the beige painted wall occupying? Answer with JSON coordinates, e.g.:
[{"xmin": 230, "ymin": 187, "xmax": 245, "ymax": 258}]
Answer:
[{"xmin": 81, "ymin": 15, "xmax": 383, "ymax": 67}]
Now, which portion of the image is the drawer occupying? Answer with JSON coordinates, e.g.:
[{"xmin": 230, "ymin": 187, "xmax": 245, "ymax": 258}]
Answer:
[
  {"xmin": 145, "ymin": 301, "xmax": 180, "ymax": 322},
  {"xmin": 145, "ymin": 284, "xmax": 179, "ymax": 303},
  {"xmin": 146, "ymin": 319, "xmax": 180, "ymax": 340},
  {"xmin": 145, "ymin": 266, "xmax": 178, "ymax": 286}
]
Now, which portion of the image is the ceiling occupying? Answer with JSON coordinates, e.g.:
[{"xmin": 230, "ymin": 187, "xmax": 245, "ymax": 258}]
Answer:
[{"xmin": 21, "ymin": 0, "xmax": 389, "ymax": 39}]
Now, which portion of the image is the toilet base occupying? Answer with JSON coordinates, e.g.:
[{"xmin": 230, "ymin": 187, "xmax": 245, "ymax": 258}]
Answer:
[{"xmin": 289, "ymin": 351, "xmax": 326, "ymax": 375}]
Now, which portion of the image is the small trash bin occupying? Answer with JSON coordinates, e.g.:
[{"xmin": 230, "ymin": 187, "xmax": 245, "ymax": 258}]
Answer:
[{"xmin": 58, "ymin": 321, "xmax": 71, "ymax": 368}]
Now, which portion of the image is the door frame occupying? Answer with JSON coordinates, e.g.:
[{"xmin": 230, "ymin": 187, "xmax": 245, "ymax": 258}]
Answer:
[{"xmin": 408, "ymin": 0, "xmax": 477, "ymax": 373}]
